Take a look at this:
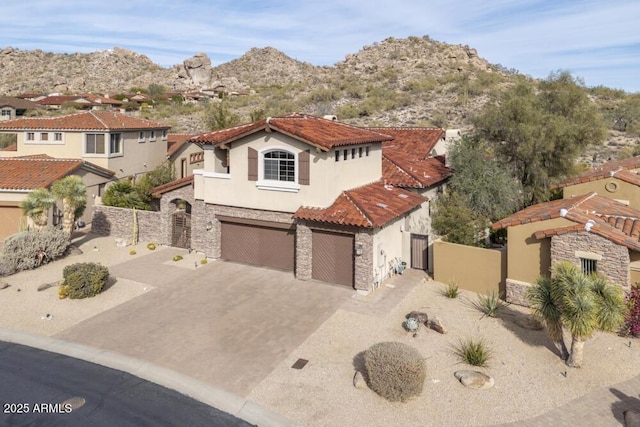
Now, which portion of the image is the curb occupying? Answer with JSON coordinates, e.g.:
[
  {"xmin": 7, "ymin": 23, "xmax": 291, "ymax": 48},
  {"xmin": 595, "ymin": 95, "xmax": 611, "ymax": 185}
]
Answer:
[{"xmin": 0, "ymin": 328, "xmax": 296, "ymax": 427}]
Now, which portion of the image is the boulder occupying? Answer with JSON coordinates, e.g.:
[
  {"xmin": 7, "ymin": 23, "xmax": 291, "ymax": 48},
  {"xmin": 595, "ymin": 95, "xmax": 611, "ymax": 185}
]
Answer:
[
  {"xmin": 182, "ymin": 52, "xmax": 212, "ymax": 88},
  {"xmin": 454, "ymin": 370, "xmax": 494, "ymax": 390},
  {"xmin": 0, "ymin": 283, "xmax": 9, "ymax": 290},
  {"xmin": 406, "ymin": 311, "xmax": 428, "ymax": 325},
  {"xmin": 37, "ymin": 282, "xmax": 57, "ymax": 292},
  {"xmin": 429, "ymin": 316, "xmax": 448, "ymax": 334}
]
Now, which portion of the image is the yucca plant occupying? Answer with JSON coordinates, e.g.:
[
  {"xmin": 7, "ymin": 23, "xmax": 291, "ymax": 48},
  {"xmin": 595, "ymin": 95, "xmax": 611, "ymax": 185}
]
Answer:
[
  {"xmin": 452, "ymin": 338, "xmax": 492, "ymax": 367},
  {"xmin": 473, "ymin": 290, "xmax": 508, "ymax": 318},
  {"xmin": 527, "ymin": 261, "xmax": 627, "ymax": 367},
  {"xmin": 442, "ymin": 281, "xmax": 460, "ymax": 298}
]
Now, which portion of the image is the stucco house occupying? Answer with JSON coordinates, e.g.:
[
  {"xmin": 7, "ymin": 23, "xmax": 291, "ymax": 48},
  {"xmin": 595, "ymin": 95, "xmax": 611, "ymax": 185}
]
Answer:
[
  {"xmin": 0, "ymin": 97, "xmax": 44, "ymax": 121},
  {"xmin": 0, "ymin": 110, "xmax": 171, "ymax": 179},
  {"xmin": 0, "ymin": 156, "xmax": 115, "ymax": 241},
  {"xmin": 35, "ymin": 94, "xmax": 124, "ymax": 111},
  {"xmin": 492, "ymin": 192, "xmax": 640, "ymax": 305},
  {"xmin": 146, "ymin": 114, "xmax": 451, "ymax": 292},
  {"xmin": 167, "ymin": 133, "xmax": 203, "ymax": 179},
  {"xmin": 558, "ymin": 155, "xmax": 640, "ymax": 210}
]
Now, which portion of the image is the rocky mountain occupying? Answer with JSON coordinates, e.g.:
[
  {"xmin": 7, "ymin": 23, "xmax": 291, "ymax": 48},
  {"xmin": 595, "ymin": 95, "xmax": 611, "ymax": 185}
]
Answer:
[{"xmin": 0, "ymin": 36, "xmax": 636, "ymax": 160}]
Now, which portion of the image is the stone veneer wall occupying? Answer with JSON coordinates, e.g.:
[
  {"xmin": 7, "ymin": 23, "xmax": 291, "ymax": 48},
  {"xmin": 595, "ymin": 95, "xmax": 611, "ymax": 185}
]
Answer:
[
  {"xmin": 92, "ymin": 205, "xmax": 163, "ymax": 244},
  {"xmin": 505, "ymin": 278, "xmax": 533, "ymax": 306},
  {"xmin": 354, "ymin": 230, "xmax": 374, "ymax": 292},
  {"xmin": 158, "ymin": 185, "xmax": 196, "ymax": 248},
  {"xmin": 296, "ymin": 223, "xmax": 313, "ymax": 281},
  {"xmin": 551, "ymin": 231, "xmax": 630, "ymax": 291}
]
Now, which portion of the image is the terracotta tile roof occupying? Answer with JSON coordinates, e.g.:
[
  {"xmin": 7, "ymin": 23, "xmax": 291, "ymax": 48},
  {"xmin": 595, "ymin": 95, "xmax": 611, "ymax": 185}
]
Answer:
[
  {"xmin": 151, "ymin": 175, "xmax": 194, "ymax": 197},
  {"xmin": 167, "ymin": 133, "xmax": 197, "ymax": 157},
  {"xmin": 372, "ymin": 127, "xmax": 444, "ymax": 157},
  {"xmin": 0, "ymin": 110, "xmax": 170, "ymax": 131},
  {"xmin": 494, "ymin": 192, "xmax": 640, "ymax": 251},
  {"xmin": 0, "ymin": 156, "xmax": 114, "ymax": 190},
  {"xmin": 293, "ymin": 181, "xmax": 425, "ymax": 228},
  {"xmin": 383, "ymin": 150, "xmax": 451, "ymax": 188},
  {"xmin": 0, "ymin": 97, "xmax": 44, "ymax": 110},
  {"xmin": 558, "ymin": 156, "xmax": 640, "ymax": 188},
  {"xmin": 1, "ymin": 143, "xmax": 17, "ymax": 151},
  {"xmin": 189, "ymin": 113, "xmax": 392, "ymax": 151}
]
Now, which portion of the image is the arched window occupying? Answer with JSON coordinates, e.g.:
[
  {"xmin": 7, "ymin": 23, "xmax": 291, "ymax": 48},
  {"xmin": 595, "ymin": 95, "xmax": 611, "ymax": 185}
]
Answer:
[{"xmin": 263, "ymin": 150, "xmax": 295, "ymax": 182}]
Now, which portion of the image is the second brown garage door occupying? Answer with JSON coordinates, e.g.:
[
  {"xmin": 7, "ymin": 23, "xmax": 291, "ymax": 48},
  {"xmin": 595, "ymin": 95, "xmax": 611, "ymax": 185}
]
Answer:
[
  {"xmin": 312, "ymin": 230, "xmax": 354, "ymax": 287},
  {"xmin": 0, "ymin": 205, "xmax": 23, "ymax": 242},
  {"xmin": 220, "ymin": 220, "xmax": 295, "ymax": 271}
]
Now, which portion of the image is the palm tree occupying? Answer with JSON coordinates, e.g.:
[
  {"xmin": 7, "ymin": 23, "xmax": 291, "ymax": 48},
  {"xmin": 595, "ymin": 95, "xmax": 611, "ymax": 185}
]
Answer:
[
  {"xmin": 20, "ymin": 188, "xmax": 56, "ymax": 231},
  {"xmin": 51, "ymin": 176, "xmax": 86, "ymax": 239},
  {"xmin": 527, "ymin": 261, "xmax": 627, "ymax": 368}
]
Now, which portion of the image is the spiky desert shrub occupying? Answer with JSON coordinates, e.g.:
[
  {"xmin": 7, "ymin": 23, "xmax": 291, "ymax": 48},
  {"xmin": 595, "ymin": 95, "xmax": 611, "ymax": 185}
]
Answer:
[
  {"xmin": 61, "ymin": 262, "xmax": 109, "ymax": 299},
  {"xmin": 2, "ymin": 227, "xmax": 69, "ymax": 272},
  {"xmin": 473, "ymin": 291, "xmax": 508, "ymax": 317},
  {"xmin": 442, "ymin": 281, "xmax": 460, "ymax": 298},
  {"xmin": 363, "ymin": 342, "xmax": 426, "ymax": 402},
  {"xmin": 452, "ymin": 338, "xmax": 492, "ymax": 367}
]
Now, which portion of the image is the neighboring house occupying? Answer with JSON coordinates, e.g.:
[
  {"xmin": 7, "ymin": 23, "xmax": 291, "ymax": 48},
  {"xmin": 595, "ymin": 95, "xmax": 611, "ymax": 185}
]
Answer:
[
  {"xmin": 35, "ymin": 94, "xmax": 124, "ymax": 111},
  {"xmin": 0, "ymin": 97, "xmax": 44, "ymax": 121},
  {"xmin": 167, "ymin": 133, "xmax": 203, "ymax": 178},
  {"xmin": 492, "ymin": 193, "xmax": 640, "ymax": 305},
  {"xmin": 0, "ymin": 156, "xmax": 115, "ymax": 241},
  {"xmin": 558, "ymin": 155, "xmax": 640, "ymax": 210},
  {"xmin": 151, "ymin": 113, "xmax": 451, "ymax": 292},
  {"xmin": 0, "ymin": 110, "xmax": 171, "ymax": 179}
]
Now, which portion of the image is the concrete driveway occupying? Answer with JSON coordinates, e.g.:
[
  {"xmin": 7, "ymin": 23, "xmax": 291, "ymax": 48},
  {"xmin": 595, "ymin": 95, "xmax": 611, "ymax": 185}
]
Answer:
[{"xmin": 54, "ymin": 249, "xmax": 354, "ymax": 397}]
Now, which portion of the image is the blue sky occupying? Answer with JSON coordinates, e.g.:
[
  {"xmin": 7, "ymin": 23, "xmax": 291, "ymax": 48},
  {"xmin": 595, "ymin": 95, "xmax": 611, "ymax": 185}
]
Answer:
[{"xmin": 4, "ymin": 1, "xmax": 639, "ymax": 92}]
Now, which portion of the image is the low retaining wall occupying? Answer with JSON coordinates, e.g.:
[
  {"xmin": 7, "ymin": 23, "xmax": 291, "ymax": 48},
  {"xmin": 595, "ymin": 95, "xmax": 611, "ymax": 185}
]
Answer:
[{"xmin": 92, "ymin": 205, "xmax": 165, "ymax": 245}]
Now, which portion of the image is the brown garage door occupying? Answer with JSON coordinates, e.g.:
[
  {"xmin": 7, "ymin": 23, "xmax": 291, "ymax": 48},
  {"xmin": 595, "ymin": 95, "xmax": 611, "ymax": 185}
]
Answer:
[
  {"xmin": 0, "ymin": 206, "xmax": 23, "ymax": 242},
  {"xmin": 312, "ymin": 230, "xmax": 354, "ymax": 287},
  {"xmin": 220, "ymin": 220, "xmax": 295, "ymax": 271}
]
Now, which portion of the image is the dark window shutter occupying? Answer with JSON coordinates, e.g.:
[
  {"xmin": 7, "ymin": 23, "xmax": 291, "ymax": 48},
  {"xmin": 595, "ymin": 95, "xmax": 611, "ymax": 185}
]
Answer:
[
  {"xmin": 299, "ymin": 150, "xmax": 310, "ymax": 185},
  {"xmin": 248, "ymin": 147, "xmax": 258, "ymax": 181}
]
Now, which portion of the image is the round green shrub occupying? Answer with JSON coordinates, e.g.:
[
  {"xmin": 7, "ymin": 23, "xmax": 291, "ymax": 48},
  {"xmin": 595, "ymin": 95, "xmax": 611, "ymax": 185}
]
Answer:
[
  {"xmin": 364, "ymin": 341, "xmax": 426, "ymax": 402},
  {"xmin": 173, "ymin": 255, "xmax": 183, "ymax": 261},
  {"xmin": 62, "ymin": 262, "xmax": 109, "ymax": 299}
]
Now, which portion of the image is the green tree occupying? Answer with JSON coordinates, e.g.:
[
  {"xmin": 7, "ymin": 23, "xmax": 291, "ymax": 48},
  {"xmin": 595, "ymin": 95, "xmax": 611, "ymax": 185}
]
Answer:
[
  {"xmin": 102, "ymin": 180, "xmax": 147, "ymax": 210},
  {"xmin": 0, "ymin": 133, "xmax": 16, "ymax": 150},
  {"xmin": 20, "ymin": 188, "xmax": 56, "ymax": 231},
  {"xmin": 527, "ymin": 261, "xmax": 626, "ymax": 367},
  {"xmin": 447, "ymin": 136, "xmax": 523, "ymax": 222},
  {"xmin": 203, "ymin": 100, "xmax": 241, "ymax": 130},
  {"xmin": 135, "ymin": 162, "xmax": 175, "ymax": 204},
  {"xmin": 51, "ymin": 176, "xmax": 86, "ymax": 239},
  {"xmin": 473, "ymin": 72, "xmax": 607, "ymax": 205},
  {"xmin": 431, "ymin": 191, "xmax": 483, "ymax": 246}
]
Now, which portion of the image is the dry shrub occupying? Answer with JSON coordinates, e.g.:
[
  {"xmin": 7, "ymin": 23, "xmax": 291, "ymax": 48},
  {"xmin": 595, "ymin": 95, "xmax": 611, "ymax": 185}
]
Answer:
[
  {"xmin": 363, "ymin": 341, "xmax": 426, "ymax": 402},
  {"xmin": 2, "ymin": 227, "xmax": 69, "ymax": 272}
]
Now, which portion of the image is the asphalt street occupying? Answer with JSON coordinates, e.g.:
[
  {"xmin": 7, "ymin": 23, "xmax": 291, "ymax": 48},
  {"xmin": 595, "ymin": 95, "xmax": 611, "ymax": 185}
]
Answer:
[{"xmin": 0, "ymin": 342, "xmax": 254, "ymax": 427}]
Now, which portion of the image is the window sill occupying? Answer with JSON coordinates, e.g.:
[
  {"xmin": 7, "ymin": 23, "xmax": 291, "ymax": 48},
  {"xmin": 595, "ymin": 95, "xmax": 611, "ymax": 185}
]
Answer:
[{"xmin": 256, "ymin": 180, "xmax": 300, "ymax": 193}]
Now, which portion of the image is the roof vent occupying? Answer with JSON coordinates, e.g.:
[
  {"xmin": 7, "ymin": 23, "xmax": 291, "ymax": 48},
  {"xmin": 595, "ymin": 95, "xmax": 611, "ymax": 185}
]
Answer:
[
  {"xmin": 384, "ymin": 184, "xmax": 394, "ymax": 191},
  {"xmin": 585, "ymin": 220, "xmax": 595, "ymax": 232},
  {"xmin": 266, "ymin": 116, "xmax": 272, "ymax": 124},
  {"xmin": 398, "ymin": 194, "xmax": 409, "ymax": 199},
  {"xmin": 560, "ymin": 208, "xmax": 568, "ymax": 217},
  {"xmin": 376, "ymin": 203, "xmax": 388, "ymax": 209}
]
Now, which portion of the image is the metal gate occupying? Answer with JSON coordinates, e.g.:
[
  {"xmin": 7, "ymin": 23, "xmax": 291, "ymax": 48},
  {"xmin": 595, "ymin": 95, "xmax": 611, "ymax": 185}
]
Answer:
[
  {"xmin": 411, "ymin": 234, "xmax": 428, "ymax": 270},
  {"xmin": 171, "ymin": 211, "xmax": 191, "ymax": 249}
]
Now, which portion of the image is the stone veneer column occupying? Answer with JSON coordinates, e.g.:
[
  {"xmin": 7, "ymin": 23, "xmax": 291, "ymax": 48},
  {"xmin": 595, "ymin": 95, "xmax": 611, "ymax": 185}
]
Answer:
[
  {"xmin": 296, "ymin": 223, "xmax": 312, "ymax": 281},
  {"xmin": 354, "ymin": 230, "xmax": 374, "ymax": 292},
  {"xmin": 551, "ymin": 231, "xmax": 630, "ymax": 291},
  {"xmin": 190, "ymin": 200, "xmax": 218, "ymax": 257}
]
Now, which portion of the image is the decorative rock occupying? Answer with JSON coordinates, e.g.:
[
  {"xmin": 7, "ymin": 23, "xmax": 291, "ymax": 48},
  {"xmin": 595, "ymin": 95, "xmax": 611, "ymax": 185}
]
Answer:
[
  {"xmin": 624, "ymin": 410, "xmax": 640, "ymax": 427},
  {"xmin": 406, "ymin": 311, "xmax": 428, "ymax": 325},
  {"xmin": 454, "ymin": 370, "xmax": 495, "ymax": 390},
  {"xmin": 514, "ymin": 315, "xmax": 544, "ymax": 331},
  {"xmin": 353, "ymin": 371, "xmax": 367, "ymax": 389},
  {"xmin": 114, "ymin": 238, "xmax": 127, "ymax": 248},
  {"xmin": 429, "ymin": 316, "xmax": 448, "ymax": 334},
  {"xmin": 0, "ymin": 283, "xmax": 9, "ymax": 290},
  {"xmin": 37, "ymin": 282, "xmax": 57, "ymax": 292},
  {"xmin": 66, "ymin": 245, "xmax": 83, "ymax": 256}
]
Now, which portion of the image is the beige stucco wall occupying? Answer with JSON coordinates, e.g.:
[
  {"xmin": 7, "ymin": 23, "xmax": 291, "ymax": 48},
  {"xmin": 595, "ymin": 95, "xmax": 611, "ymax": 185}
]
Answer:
[
  {"xmin": 197, "ymin": 131, "xmax": 382, "ymax": 212},
  {"xmin": 433, "ymin": 238, "xmax": 506, "ymax": 294},
  {"xmin": 506, "ymin": 217, "xmax": 573, "ymax": 284},
  {"xmin": 1, "ymin": 130, "xmax": 167, "ymax": 178},
  {"xmin": 563, "ymin": 178, "xmax": 640, "ymax": 209},
  {"xmin": 372, "ymin": 216, "xmax": 404, "ymax": 286},
  {"xmin": 172, "ymin": 143, "xmax": 204, "ymax": 178}
]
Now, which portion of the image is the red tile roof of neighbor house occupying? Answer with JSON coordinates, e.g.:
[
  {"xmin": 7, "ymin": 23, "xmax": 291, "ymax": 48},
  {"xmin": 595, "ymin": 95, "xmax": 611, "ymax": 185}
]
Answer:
[
  {"xmin": 0, "ymin": 110, "xmax": 170, "ymax": 131},
  {"xmin": 0, "ymin": 97, "xmax": 44, "ymax": 110},
  {"xmin": 189, "ymin": 113, "xmax": 393, "ymax": 151},
  {"xmin": 2, "ymin": 143, "xmax": 17, "ymax": 151},
  {"xmin": 373, "ymin": 127, "xmax": 444, "ymax": 157},
  {"xmin": 0, "ymin": 156, "xmax": 114, "ymax": 190},
  {"xmin": 294, "ymin": 181, "xmax": 425, "ymax": 228},
  {"xmin": 167, "ymin": 133, "xmax": 197, "ymax": 158},
  {"xmin": 558, "ymin": 155, "xmax": 640, "ymax": 188},
  {"xmin": 151, "ymin": 175, "xmax": 194, "ymax": 197},
  {"xmin": 493, "ymin": 192, "xmax": 640, "ymax": 251},
  {"xmin": 35, "ymin": 94, "xmax": 123, "ymax": 107}
]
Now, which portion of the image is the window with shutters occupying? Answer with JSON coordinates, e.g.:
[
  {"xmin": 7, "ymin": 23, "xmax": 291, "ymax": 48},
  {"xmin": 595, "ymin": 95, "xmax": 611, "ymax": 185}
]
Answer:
[{"xmin": 252, "ymin": 147, "xmax": 304, "ymax": 192}]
